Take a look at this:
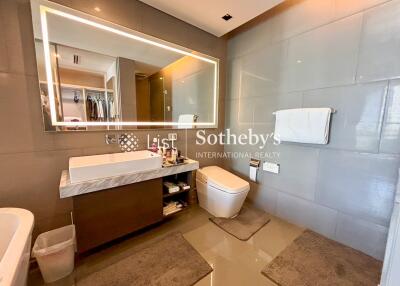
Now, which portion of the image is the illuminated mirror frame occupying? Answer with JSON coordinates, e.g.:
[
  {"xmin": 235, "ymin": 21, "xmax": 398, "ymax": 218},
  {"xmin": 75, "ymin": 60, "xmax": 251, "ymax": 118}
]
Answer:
[{"xmin": 36, "ymin": 2, "xmax": 219, "ymax": 128}]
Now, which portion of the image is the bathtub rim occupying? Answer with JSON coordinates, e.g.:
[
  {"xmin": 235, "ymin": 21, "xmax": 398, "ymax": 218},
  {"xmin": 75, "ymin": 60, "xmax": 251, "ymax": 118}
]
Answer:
[{"xmin": 0, "ymin": 208, "xmax": 34, "ymax": 286}]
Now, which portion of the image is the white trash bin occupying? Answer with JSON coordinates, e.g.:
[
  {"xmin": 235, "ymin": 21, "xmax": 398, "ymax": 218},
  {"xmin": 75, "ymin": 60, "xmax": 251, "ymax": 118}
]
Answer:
[{"xmin": 32, "ymin": 225, "xmax": 76, "ymax": 283}]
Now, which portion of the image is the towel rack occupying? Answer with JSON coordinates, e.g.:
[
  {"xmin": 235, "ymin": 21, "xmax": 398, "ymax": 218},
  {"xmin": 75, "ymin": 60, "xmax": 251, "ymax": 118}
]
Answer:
[{"xmin": 272, "ymin": 108, "xmax": 336, "ymax": 115}]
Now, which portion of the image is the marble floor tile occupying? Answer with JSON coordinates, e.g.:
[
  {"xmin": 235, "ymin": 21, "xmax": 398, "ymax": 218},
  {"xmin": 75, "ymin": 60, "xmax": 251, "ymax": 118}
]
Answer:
[{"xmin": 28, "ymin": 205, "xmax": 303, "ymax": 286}]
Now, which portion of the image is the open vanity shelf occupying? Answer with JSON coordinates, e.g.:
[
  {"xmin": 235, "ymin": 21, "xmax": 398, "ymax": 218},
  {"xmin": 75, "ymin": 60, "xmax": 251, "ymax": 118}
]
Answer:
[{"xmin": 162, "ymin": 172, "xmax": 194, "ymax": 217}]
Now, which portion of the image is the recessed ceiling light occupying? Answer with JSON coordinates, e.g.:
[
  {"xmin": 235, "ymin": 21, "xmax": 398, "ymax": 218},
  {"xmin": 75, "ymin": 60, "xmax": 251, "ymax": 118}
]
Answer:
[
  {"xmin": 222, "ymin": 14, "xmax": 233, "ymax": 21},
  {"xmin": 94, "ymin": 7, "xmax": 101, "ymax": 12}
]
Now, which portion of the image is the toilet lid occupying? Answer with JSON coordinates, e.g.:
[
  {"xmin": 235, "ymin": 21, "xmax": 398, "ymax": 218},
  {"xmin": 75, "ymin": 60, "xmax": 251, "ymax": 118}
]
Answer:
[{"xmin": 198, "ymin": 166, "xmax": 250, "ymax": 194}]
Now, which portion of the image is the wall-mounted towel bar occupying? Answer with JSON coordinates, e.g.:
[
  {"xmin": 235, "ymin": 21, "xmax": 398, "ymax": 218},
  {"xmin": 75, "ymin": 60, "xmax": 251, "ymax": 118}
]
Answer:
[
  {"xmin": 272, "ymin": 108, "xmax": 336, "ymax": 115},
  {"xmin": 273, "ymin": 107, "xmax": 333, "ymax": 144}
]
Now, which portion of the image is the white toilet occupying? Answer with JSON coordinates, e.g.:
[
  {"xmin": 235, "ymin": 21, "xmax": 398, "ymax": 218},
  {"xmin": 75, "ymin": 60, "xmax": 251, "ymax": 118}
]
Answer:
[{"xmin": 196, "ymin": 166, "xmax": 250, "ymax": 218}]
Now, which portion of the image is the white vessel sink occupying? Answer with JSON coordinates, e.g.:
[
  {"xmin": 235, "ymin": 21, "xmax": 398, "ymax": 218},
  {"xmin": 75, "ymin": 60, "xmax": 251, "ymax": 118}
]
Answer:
[{"xmin": 69, "ymin": 150, "xmax": 163, "ymax": 183}]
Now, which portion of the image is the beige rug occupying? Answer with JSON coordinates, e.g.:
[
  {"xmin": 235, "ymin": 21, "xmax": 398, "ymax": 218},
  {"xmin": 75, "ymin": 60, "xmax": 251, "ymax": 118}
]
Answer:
[
  {"xmin": 77, "ymin": 232, "xmax": 212, "ymax": 286},
  {"xmin": 209, "ymin": 203, "xmax": 271, "ymax": 241},
  {"xmin": 262, "ymin": 230, "xmax": 382, "ymax": 286}
]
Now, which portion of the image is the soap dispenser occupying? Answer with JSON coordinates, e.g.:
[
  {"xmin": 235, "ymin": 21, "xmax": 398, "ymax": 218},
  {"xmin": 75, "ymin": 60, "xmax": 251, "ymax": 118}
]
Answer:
[
  {"xmin": 151, "ymin": 138, "xmax": 158, "ymax": 153},
  {"xmin": 171, "ymin": 148, "xmax": 177, "ymax": 163}
]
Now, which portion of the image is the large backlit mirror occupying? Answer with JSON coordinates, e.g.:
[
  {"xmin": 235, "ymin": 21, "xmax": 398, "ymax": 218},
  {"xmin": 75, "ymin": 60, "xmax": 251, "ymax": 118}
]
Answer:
[{"xmin": 30, "ymin": 0, "xmax": 219, "ymax": 131}]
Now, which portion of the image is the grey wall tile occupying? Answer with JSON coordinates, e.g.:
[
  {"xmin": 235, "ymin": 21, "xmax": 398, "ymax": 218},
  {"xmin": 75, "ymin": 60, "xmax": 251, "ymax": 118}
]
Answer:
[
  {"xmin": 240, "ymin": 41, "xmax": 289, "ymax": 94},
  {"xmin": 237, "ymin": 97, "xmax": 256, "ymax": 126},
  {"xmin": 226, "ymin": 58, "xmax": 243, "ymax": 101},
  {"xmin": 335, "ymin": 213, "xmax": 388, "ymax": 260},
  {"xmin": 334, "ymin": 0, "xmax": 391, "ymax": 19},
  {"xmin": 302, "ymin": 82, "xmax": 387, "ymax": 153},
  {"xmin": 252, "ymin": 122, "xmax": 275, "ymax": 137},
  {"xmin": 253, "ymin": 91, "xmax": 303, "ymax": 125},
  {"xmin": 227, "ymin": 41, "xmax": 289, "ymax": 100},
  {"xmin": 380, "ymin": 124, "xmax": 400, "ymax": 154},
  {"xmin": 316, "ymin": 150, "xmax": 400, "ymax": 226},
  {"xmin": 380, "ymin": 79, "xmax": 400, "ymax": 154},
  {"xmin": 226, "ymin": 91, "xmax": 302, "ymax": 132},
  {"xmin": 228, "ymin": 19, "xmax": 272, "ymax": 60},
  {"xmin": 262, "ymin": 145, "xmax": 320, "ymax": 201},
  {"xmin": 224, "ymin": 99, "xmax": 253, "ymax": 134},
  {"xmin": 276, "ymin": 192, "xmax": 338, "ymax": 238},
  {"xmin": 285, "ymin": 13, "xmax": 362, "ymax": 91},
  {"xmin": 357, "ymin": 0, "xmax": 400, "ymax": 82},
  {"xmin": 247, "ymin": 183, "xmax": 279, "ymax": 215},
  {"xmin": 385, "ymin": 79, "xmax": 400, "ymax": 124},
  {"xmin": 223, "ymin": 149, "xmax": 250, "ymax": 177},
  {"xmin": 268, "ymin": 0, "xmax": 336, "ymax": 43}
]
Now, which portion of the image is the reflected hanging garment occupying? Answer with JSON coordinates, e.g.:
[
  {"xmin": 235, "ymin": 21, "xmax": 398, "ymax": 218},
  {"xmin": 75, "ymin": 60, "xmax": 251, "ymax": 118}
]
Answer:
[
  {"xmin": 109, "ymin": 100, "xmax": 115, "ymax": 119},
  {"xmin": 91, "ymin": 98, "xmax": 98, "ymax": 120},
  {"xmin": 97, "ymin": 99, "xmax": 104, "ymax": 119},
  {"xmin": 103, "ymin": 100, "xmax": 108, "ymax": 120},
  {"xmin": 85, "ymin": 97, "xmax": 92, "ymax": 120}
]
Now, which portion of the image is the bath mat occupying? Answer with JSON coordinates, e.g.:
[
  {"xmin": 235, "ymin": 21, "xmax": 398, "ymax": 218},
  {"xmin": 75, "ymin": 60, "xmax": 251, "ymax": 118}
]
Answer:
[
  {"xmin": 77, "ymin": 232, "xmax": 212, "ymax": 286},
  {"xmin": 261, "ymin": 230, "xmax": 382, "ymax": 286},
  {"xmin": 209, "ymin": 203, "xmax": 271, "ymax": 241}
]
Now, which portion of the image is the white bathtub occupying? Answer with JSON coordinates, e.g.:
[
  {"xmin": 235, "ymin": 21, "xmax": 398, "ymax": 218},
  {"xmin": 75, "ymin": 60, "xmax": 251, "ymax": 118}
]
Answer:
[{"xmin": 0, "ymin": 208, "xmax": 34, "ymax": 286}]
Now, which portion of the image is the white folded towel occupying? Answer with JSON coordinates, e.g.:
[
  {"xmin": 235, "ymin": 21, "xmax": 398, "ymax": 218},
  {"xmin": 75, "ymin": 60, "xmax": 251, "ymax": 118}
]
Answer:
[
  {"xmin": 178, "ymin": 114, "xmax": 196, "ymax": 129},
  {"xmin": 273, "ymin": 108, "xmax": 333, "ymax": 144}
]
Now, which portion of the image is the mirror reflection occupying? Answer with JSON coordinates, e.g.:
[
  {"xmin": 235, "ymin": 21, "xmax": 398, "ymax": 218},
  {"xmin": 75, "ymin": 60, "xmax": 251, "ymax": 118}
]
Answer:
[{"xmin": 31, "ymin": 1, "xmax": 218, "ymax": 131}]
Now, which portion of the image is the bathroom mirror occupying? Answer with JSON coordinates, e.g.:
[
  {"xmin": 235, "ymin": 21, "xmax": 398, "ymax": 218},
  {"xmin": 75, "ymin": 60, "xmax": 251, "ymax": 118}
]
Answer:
[{"xmin": 30, "ymin": 0, "xmax": 219, "ymax": 131}]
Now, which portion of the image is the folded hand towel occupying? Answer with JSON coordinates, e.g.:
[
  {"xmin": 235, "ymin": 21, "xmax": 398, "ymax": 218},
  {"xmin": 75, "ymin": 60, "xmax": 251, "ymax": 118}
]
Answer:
[
  {"xmin": 178, "ymin": 114, "xmax": 195, "ymax": 129},
  {"xmin": 273, "ymin": 108, "xmax": 333, "ymax": 144}
]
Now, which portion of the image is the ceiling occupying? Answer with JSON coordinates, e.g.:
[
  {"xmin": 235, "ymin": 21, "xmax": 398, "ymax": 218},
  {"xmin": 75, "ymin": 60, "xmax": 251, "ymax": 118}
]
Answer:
[
  {"xmin": 139, "ymin": 0, "xmax": 284, "ymax": 37},
  {"xmin": 57, "ymin": 45, "xmax": 115, "ymax": 74}
]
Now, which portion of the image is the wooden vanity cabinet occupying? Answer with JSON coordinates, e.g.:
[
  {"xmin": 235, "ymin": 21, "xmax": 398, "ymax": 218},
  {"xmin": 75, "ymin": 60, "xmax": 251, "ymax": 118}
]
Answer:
[{"xmin": 72, "ymin": 178, "xmax": 163, "ymax": 253}]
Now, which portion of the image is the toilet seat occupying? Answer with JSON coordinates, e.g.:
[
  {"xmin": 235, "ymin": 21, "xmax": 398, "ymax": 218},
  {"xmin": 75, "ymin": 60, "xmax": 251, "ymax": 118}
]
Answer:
[
  {"xmin": 197, "ymin": 166, "xmax": 249, "ymax": 194},
  {"xmin": 208, "ymin": 183, "xmax": 248, "ymax": 195}
]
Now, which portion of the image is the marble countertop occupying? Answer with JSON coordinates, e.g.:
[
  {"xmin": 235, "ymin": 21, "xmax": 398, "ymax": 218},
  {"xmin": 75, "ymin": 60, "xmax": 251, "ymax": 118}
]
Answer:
[{"xmin": 59, "ymin": 159, "xmax": 199, "ymax": 198}]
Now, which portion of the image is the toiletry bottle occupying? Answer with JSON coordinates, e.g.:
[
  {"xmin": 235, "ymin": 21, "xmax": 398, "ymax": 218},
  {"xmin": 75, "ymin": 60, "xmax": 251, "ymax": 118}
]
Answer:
[
  {"xmin": 166, "ymin": 148, "xmax": 172, "ymax": 158},
  {"xmin": 171, "ymin": 148, "xmax": 177, "ymax": 163},
  {"xmin": 163, "ymin": 147, "xmax": 167, "ymax": 158},
  {"xmin": 151, "ymin": 138, "xmax": 158, "ymax": 153}
]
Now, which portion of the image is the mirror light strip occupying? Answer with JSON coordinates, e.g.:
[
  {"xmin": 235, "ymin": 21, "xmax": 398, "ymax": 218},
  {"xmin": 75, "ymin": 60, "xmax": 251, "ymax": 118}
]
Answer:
[
  {"xmin": 39, "ymin": 4, "xmax": 219, "ymax": 127},
  {"xmin": 40, "ymin": 5, "xmax": 58, "ymax": 125}
]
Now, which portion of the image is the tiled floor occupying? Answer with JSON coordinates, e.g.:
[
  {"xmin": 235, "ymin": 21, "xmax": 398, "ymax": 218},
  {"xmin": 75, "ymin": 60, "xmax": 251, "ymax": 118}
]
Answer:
[{"xmin": 28, "ymin": 205, "xmax": 304, "ymax": 286}]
